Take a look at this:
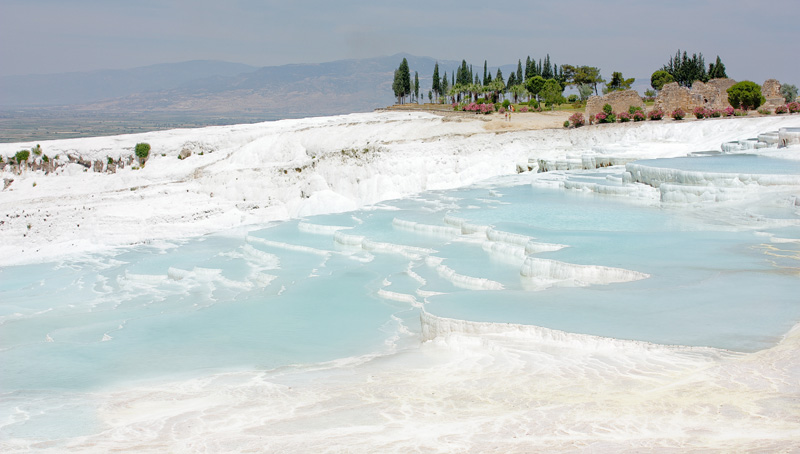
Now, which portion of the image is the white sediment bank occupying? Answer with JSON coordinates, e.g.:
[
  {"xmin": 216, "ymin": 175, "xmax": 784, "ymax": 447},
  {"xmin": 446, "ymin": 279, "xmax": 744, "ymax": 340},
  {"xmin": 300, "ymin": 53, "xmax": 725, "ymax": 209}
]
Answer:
[{"xmin": 3, "ymin": 112, "xmax": 800, "ymax": 453}]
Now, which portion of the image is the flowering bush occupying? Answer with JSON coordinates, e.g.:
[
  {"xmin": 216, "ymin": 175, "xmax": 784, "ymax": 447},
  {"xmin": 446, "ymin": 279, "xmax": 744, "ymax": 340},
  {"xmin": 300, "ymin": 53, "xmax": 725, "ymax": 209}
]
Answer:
[
  {"xmin": 709, "ymin": 109, "xmax": 722, "ymax": 118},
  {"xmin": 628, "ymin": 106, "xmax": 643, "ymax": 115},
  {"xmin": 520, "ymin": 106, "xmax": 529, "ymax": 113},
  {"xmin": 648, "ymin": 108, "xmax": 664, "ymax": 120},
  {"xmin": 775, "ymin": 104, "xmax": 788, "ymax": 114},
  {"xmin": 452, "ymin": 102, "xmax": 459, "ymax": 111},
  {"xmin": 788, "ymin": 102, "xmax": 800, "ymax": 113},
  {"xmin": 671, "ymin": 108, "xmax": 685, "ymax": 120},
  {"xmin": 618, "ymin": 112, "xmax": 632, "ymax": 123},
  {"xmin": 693, "ymin": 106, "xmax": 707, "ymax": 119},
  {"xmin": 568, "ymin": 112, "xmax": 585, "ymax": 127},
  {"xmin": 724, "ymin": 106, "xmax": 735, "ymax": 117},
  {"xmin": 633, "ymin": 111, "xmax": 646, "ymax": 122},
  {"xmin": 498, "ymin": 107, "xmax": 506, "ymax": 114},
  {"xmin": 757, "ymin": 108, "xmax": 772, "ymax": 115}
]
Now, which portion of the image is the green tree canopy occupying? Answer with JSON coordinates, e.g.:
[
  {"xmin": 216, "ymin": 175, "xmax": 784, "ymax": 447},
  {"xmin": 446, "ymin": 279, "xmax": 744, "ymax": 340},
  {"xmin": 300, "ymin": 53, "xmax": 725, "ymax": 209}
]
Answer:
[
  {"xmin": 707, "ymin": 55, "xmax": 727, "ymax": 79},
  {"xmin": 727, "ymin": 81, "xmax": 765, "ymax": 110},
  {"xmin": 541, "ymin": 78, "xmax": 564, "ymax": 108},
  {"xmin": 650, "ymin": 70, "xmax": 674, "ymax": 91},
  {"xmin": 661, "ymin": 50, "xmax": 707, "ymax": 87},
  {"xmin": 525, "ymin": 75, "xmax": 546, "ymax": 100},
  {"xmin": 606, "ymin": 71, "xmax": 635, "ymax": 92},
  {"xmin": 780, "ymin": 83, "xmax": 798, "ymax": 102}
]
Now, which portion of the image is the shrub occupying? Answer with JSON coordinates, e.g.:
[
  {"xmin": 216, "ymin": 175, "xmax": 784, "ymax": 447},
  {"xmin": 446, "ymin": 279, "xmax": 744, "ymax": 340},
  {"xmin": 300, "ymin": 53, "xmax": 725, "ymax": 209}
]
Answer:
[
  {"xmin": 633, "ymin": 111, "xmax": 646, "ymax": 122},
  {"xmin": 568, "ymin": 112, "xmax": 585, "ymax": 127},
  {"xmin": 502, "ymin": 99, "xmax": 511, "ymax": 109},
  {"xmin": 42, "ymin": 154, "xmax": 49, "ymax": 163},
  {"xmin": 134, "ymin": 143, "xmax": 151, "ymax": 166},
  {"xmin": 602, "ymin": 103, "xmax": 613, "ymax": 115},
  {"xmin": 564, "ymin": 120, "xmax": 570, "ymax": 128},
  {"xmin": 788, "ymin": 102, "xmax": 800, "ymax": 113},
  {"xmin": 596, "ymin": 111, "xmax": 616, "ymax": 124},
  {"xmin": 648, "ymin": 108, "xmax": 664, "ymax": 120},
  {"xmin": 628, "ymin": 106, "xmax": 642, "ymax": 115},
  {"xmin": 528, "ymin": 99, "xmax": 540, "ymax": 108},
  {"xmin": 757, "ymin": 108, "xmax": 772, "ymax": 115},
  {"xmin": 15, "ymin": 149, "xmax": 30, "ymax": 163},
  {"xmin": 589, "ymin": 114, "xmax": 595, "ymax": 125},
  {"xmin": 618, "ymin": 112, "xmax": 632, "ymax": 123},
  {"xmin": 498, "ymin": 107, "xmax": 506, "ymax": 114},
  {"xmin": 709, "ymin": 109, "xmax": 722, "ymax": 118},
  {"xmin": 727, "ymin": 81, "xmax": 765, "ymax": 110},
  {"xmin": 520, "ymin": 106, "xmax": 529, "ymax": 113},
  {"xmin": 31, "ymin": 144, "xmax": 42, "ymax": 156},
  {"xmin": 671, "ymin": 108, "xmax": 685, "ymax": 120},
  {"xmin": 693, "ymin": 106, "xmax": 707, "ymax": 119},
  {"xmin": 733, "ymin": 109, "xmax": 747, "ymax": 117},
  {"xmin": 567, "ymin": 94, "xmax": 578, "ymax": 103},
  {"xmin": 724, "ymin": 106, "xmax": 735, "ymax": 116}
]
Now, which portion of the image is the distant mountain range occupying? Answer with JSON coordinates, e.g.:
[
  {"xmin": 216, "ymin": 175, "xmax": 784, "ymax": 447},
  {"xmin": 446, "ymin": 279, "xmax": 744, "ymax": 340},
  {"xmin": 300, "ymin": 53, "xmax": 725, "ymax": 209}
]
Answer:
[{"xmin": 0, "ymin": 54, "xmax": 481, "ymax": 118}]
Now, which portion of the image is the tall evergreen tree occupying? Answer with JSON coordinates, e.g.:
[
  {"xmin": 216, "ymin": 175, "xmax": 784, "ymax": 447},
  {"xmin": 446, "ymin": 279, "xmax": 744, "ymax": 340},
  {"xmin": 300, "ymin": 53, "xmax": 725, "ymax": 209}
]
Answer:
[
  {"xmin": 483, "ymin": 61, "xmax": 489, "ymax": 85},
  {"xmin": 662, "ymin": 50, "xmax": 707, "ymax": 87},
  {"xmin": 414, "ymin": 71, "xmax": 419, "ymax": 102},
  {"xmin": 516, "ymin": 60, "xmax": 523, "ymax": 85},
  {"xmin": 432, "ymin": 62, "xmax": 441, "ymax": 99},
  {"xmin": 542, "ymin": 54, "xmax": 553, "ymax": 80},
  {"xmin": 393, "ymin": 57, "xmax": 412, "ymax": 103},
  {"xmin": 525, "ymin": 55, "xmax": 534, "ymax": 81},
  {"xmin": 708, "ymin": 55, "xmax": 727, "ymax": 79},
  {"xmin": 496, "ymin": 68, "xmax": 503, "ymax": 86},
  {"xmin": 507, "ymin": 72, "xmax": 516, "ymax": 89},
  {"xmin": 442, "ymin": 73, "xmax": 449, "ymax": 100}
]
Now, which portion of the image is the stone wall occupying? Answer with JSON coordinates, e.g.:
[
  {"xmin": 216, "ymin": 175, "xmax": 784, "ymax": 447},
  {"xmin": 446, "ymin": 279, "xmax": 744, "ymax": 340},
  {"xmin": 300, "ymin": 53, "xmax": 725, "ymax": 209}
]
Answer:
[
  {"xmin": 654, "ymin": 79, "xmax": 736, "ymax": 113},
  {"xmin": 585, "ymin": 90, "xmax": 645, "ymax": 117},
  {"xmin": 653, "ymin": 82, "xmax": 693, "ymax": 113}
]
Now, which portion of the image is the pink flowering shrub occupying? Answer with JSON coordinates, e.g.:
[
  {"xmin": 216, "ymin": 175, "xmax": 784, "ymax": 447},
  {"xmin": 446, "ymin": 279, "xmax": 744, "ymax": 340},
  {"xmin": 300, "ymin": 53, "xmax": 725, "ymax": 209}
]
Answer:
[
  {"xmin": 671, "ymin": 108, "xmax": 685, "ymax": 120},
  {"xmin": 709, "ymin": 109, "xmax": 722, "ymax": 118},
  {"xmin": 520, "ymin": 106, "xmax": 529, "ymax": 113},
  {"xmin": 568, "ymin": 112, "xmax": 585, "ymax": 127},
  {"xmin": 633, "ymin": 111, "xmax": 646, "ymax": 122},
  {"xmin": 648, "ymin": 109, "xmax": 664, "ymax": 120},
  {"xmin": 693, "ymin": 106, "xmax": 707, "ymax": 119},
  {"xmin": 775, "ymin": 105, "xmax": 788, "ymax": 114},
  {"xmin": 498, "ymin": 107, "xmax": 506, "ymax": 114},
  {"xmin": 724, "ymin": 106, "xmax": 735, "ymax": 116},
  {"xmin": 788, "ymin": 102, "xmax": 800, "ymax": 113},
  {"xmin": 618, "ymin": 112, "xmax": 632, "ymax": 123}
]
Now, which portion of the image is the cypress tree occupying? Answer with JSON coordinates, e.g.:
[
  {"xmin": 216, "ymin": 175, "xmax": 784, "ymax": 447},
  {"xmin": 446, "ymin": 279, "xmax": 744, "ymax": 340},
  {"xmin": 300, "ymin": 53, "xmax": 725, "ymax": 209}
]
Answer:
[
  {"xmin": 483, "ymin": 61, "xmax": 488, "ymax": 85},
  {"xmin": 432, "ymin": 62, "xmax": 441, "ymax": 99},
  {"xmin": 507, "ymin": 72, "xmax": 516, "ymax": 88},
  {"xmin": 516, "ymin": 60, "xmax": 523, "ymax": 84},
  {"xmin": 414, "ymin": 71, "xmax": 419, "ymax": 102},
  {"xmin": 525, "ymin": 56, "xmax": 533, "ymax": 80},
  {"xmin": 542, "ymin": 54, "xmax": 552, "ymax": 79}
]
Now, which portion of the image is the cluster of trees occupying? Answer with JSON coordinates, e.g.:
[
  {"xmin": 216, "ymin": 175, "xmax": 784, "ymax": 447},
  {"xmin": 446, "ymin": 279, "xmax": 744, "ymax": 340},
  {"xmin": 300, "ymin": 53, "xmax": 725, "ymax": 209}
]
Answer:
[
  {"xmin": 650, "ymin": 50, "xmax": 728, "ymax": 91},
  {"xmin": 393, "ymin": 49, "xmax": 795, "ymax": 111},
  {"xmin": 395, "ymin": 55, "xmax": 628, "ymax": 109},
  {"xmin": 392, "ymin": 58, "xmax": 420, "ymax": 104}
]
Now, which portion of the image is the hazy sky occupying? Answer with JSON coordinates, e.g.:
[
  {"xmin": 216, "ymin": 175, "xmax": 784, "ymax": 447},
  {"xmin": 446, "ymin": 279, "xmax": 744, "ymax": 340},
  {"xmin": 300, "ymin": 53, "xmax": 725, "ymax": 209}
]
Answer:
[{"xmin": 2, "ymin": 0, "xmax": 797, "ymax": 85}]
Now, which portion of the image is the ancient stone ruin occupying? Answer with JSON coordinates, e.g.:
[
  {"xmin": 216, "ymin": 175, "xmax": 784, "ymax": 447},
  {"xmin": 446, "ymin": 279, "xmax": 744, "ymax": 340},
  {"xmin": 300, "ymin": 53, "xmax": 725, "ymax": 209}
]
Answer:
[
  {"xmin": 762, "ymin": 79, "xmax": 785, "ymax": 109},
  {"xmin": 653, "ymin": 78, "xmax": 737, "ymax": 113},
  {"xmin": 585, "ymin": 90, "xmax": 645, "ymax": 117}
]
